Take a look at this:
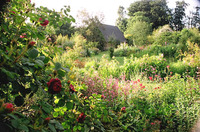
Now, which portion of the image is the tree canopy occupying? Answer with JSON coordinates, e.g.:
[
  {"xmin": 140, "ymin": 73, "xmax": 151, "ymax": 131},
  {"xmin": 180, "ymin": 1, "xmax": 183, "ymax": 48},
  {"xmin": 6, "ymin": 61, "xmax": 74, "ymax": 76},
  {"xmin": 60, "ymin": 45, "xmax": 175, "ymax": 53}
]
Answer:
[
  {"xmin": 170, "ymin": 1, "xmax": 188, "ymax": 31},
  {"xmin": 125, "ymin": 13, "xmax": 152, "ymax": 46},
  {"xmin": 56, "ymin": 22, "xmax": 75, "ymax": 37},
  {"xmin": 128, "ymin": 0, "xmax": 171, "ymax": 29},
  {"xmin": 116, "ymin": 6, "xmax": 127, "ymax": 33}
]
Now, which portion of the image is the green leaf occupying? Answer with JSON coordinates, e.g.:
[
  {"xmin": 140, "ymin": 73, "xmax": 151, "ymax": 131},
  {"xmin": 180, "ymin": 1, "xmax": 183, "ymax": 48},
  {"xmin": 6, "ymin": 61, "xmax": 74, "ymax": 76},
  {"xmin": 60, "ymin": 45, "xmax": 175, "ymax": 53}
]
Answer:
[
  {"xmin": 30, "ymin": 83, "xmax": 38, "ymax": 93},
  {"xmin": 73, "ymin": 126, "xmax": 77, "ymax": 131},
  {"xmin": 36, "ymin": 56, "xmax": 45, "ymax": 61},
  {"xmin": 53, "ymin": 112, "xmax": 59, "ymax": 118},
  {"xmin": 28, "ymin": 48, "xmax": 38, "ymax": 59},
  {"xmin": 42, "ymin": 106, "xmax": 51, "ymax": 114},
  {"xmin": 84, "ymin": 124, "xmax": 90, "ymax": 132},
  {"xmin": 24, "ymin": 62, "xmax": 35, "ymax": 66},
  {"xmin": 18, "ymin": 125, "xmax": 29, "ymax": 132},
  {"xmin": 43, "ymin": 57, "xmax": 50, "ymax": 63},
  {"xmin": 35, "ymin": 59, "xmax": 44, "ymax": 68},
  {"xmin": 58, "ymin": 69, "xmax": 65, "ymax": 78},
  {"xmin": 48, "ymin": 124, "xmax": 56, "ymax": 132},
  {"xmin": 66, "ymin": 102, "xmax": 73, "ymax": 110},
  {"xmin": 57, "ymin": 99, "xmax": 65, "ymax": 107},
  {"xmin": 41, "ymin": 102, "xmax": 52, "ymax": 114},
  {"xmin": 55, "ymin": 120, "xmax": 64, "ymax": 130},
  {"xmin": 55, "ymin": 62, "xmax": 61, "ymax": 70},
  {"xmin": 11, "ymin": 119, "xmax": 20, "ymax": 128},
  {"xmin": 8, "ymin": 114, "xmax": 19, "ymax": 120},
  {"xmin": 49, "ymin": 120, "xmax": 57, "ymax": 124},
  {"xmin": 78, "ymin": 126, "xmax": 82, "ymax": 130},
  {"xmin": 61, "ymin": 67, "xmax": 70, "ymax": 72},
  {"xmin": 31, "ymin": 105, "xmax": 40, "ymax": 110},
  {"xmin": 49, "ymin": 120, "xmax": 64, "ymax": 130},
  {"xmin": 37, "ymin": 32, "xmax": 45, "ymax": 40},
  {"xmin": 1, "ymin": 68, "xmax": 15, "ymax": 79}
]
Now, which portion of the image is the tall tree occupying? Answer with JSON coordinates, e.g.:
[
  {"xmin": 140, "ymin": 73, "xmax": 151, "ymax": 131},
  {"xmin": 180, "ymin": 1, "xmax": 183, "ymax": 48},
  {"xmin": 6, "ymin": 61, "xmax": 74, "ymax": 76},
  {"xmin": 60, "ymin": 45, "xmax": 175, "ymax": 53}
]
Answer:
[
  {"xmin": 125, "ymin": 13, "xmax": 152, "ymax": 46},
  {"xmin": 116, "ymin": 6, "xmax": 127, "ymax": 32},
  {"xmin": 128, "ymin": 0, "xmax": 171, "ymax": 29},
  {"xmin": 171, "ymin": 1, "xmax": 188, "ymax": 31},
  {"xmin": 56, "ymin": 22, "xmax": 75, "ymax": 37},
  {"xmin": 77, "ymin": 10, "xmax": 106, "ymax": 50},
  {"xmin": 191, "ymin": 6, "xmax": 200, "ymax": 29}
]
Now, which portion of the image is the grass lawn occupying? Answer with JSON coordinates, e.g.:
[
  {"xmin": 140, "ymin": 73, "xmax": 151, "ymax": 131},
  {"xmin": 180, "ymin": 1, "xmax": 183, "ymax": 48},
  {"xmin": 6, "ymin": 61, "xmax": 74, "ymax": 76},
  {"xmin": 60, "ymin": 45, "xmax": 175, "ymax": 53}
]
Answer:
[{"xmin": 82, "ymin": 51, "xmax": 125, "ymax": 65}]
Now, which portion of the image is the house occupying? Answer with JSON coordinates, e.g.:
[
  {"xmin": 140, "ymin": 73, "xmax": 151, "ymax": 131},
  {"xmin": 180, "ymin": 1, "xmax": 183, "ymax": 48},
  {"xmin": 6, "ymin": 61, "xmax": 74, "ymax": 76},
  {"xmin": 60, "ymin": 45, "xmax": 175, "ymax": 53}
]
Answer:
[{"xmin": 98, "ymin": 24, "xmax": 126, "ymax": 43}]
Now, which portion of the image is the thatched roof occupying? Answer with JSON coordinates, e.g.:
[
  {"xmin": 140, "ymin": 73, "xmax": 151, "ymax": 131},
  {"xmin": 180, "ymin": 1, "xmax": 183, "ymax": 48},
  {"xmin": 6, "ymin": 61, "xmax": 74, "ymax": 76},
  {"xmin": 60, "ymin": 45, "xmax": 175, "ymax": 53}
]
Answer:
[{"xmin": 99, "ymin": 24, "xmax": 126, "ymax": 43}]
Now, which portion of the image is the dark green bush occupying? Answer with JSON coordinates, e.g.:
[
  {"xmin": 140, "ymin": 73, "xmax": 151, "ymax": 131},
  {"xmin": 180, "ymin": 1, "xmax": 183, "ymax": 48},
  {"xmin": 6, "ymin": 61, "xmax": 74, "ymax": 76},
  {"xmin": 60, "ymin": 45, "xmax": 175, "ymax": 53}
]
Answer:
[
  {"xmin": 160, "ymin": 44, "xmax": 178, "ymax": 58},
  {"xmin": 109, "ymin": 47, "xmax": 114, "ymax": 58}
]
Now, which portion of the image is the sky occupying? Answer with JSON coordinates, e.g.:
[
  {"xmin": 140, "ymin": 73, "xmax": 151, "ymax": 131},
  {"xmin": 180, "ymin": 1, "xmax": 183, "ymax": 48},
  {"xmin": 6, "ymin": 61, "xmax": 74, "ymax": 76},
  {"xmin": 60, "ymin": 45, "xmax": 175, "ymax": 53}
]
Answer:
[{"xmin": 32, "ymin": 0, "xmax": 200, "ymax": 26}]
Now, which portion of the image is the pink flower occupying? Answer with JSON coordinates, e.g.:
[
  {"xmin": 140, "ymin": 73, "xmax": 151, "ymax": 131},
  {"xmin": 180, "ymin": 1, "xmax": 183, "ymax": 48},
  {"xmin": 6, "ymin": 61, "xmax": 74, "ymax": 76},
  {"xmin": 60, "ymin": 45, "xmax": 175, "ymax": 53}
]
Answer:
[
  {"xmin": 3, "ymin": 103, "xmax": 14, "ymax": 113},
  {"xmin": 139, "ymin": 83, "xmax": 143, "ymax": 87},
  {"xmin": 155, "ymin": 75, "xmax": 158, "ymax": 77},
  {"xmin": 20, "ymin": 35, "xmax": 24, "ymax": 38},
  {"xmin": 121, "ymin": 107, "xmax": 126, "ymax": 113},
  {"xmin": 133, "ymin": 81, "xmax": 137, "ymax": 84},
  {"xmin": 149, "ymin": 76, "xmax": 153, "ymax": 81},
  {"xmin": 151, "ymin": 122, "xmax": 155, "ymax": 125},
  {"xmin": 20, "ymin": 33, "xmax": 26, "ymax": 38},
  {"xmin": 167, "ymin": 65, "xmax": 170, "ymax": 69}
]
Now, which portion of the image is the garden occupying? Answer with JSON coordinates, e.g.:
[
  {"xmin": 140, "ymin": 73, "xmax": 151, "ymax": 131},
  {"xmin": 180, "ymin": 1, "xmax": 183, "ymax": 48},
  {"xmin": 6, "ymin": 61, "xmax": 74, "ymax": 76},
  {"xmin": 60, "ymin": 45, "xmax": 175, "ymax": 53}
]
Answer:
[{"xmin": 0, "ymin": 0, "xmax": 200, "ymax": 132}]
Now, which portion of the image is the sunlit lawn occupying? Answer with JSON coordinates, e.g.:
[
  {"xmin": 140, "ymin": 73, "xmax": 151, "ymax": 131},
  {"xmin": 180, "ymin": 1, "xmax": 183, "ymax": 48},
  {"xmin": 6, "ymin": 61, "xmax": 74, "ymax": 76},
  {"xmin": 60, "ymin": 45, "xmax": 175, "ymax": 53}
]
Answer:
[{"xmin": 82, "ymin": 51, "xmax": 125, "ymax": 65}]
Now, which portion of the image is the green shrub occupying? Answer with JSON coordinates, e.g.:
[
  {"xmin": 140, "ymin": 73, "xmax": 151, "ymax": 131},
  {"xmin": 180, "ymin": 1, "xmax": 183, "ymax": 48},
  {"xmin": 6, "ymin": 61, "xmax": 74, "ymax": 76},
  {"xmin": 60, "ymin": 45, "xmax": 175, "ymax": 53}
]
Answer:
[
  {"xmin": 183, "ymin": 41, "xmax": 200, "ymax": 68},
  {"xmin": 132, "ymin": 44, "xmax": 179, "ymax": 60},
  {"xmin": 160, "ymin": 44, "xmax": 178, "ymax": 58},
  {"xmin": 0, "ymin": 1, "xmax": 77, "ymax": 131},
  {"xmin": 148, "ymin": 25, "xmax": 177, "ymax": 45},
  {"xmin": 109, "ymin": 47, "xmax": 114, "ymax": 58},
  {"xmin": 89, "ymin": 47, "xmax": 100, "ymax": 55},
  {"xmin": 177, "ymin": 28, "xmax": 200, "ymax": 53},
  {"xmin": 56, "ymin": 34, "xmax": 75, "ymax": 50},
  {"xmin": 113, "ymin": 43, "xmax": 140, "ymax": 57},
  {"xmin": 169, "ymin": 60, "xmax": 197, "ymax": 77},
  {"xmin": 153, "ymin": 31, "xmax": 174, "ymax": 45},
  {"xmin": 123, "ymin": 54, "xmax": 168, "ymax": 79},
  {"xmin": 86, "ymin": 48, "xmax": 91, "ymax": 57}
]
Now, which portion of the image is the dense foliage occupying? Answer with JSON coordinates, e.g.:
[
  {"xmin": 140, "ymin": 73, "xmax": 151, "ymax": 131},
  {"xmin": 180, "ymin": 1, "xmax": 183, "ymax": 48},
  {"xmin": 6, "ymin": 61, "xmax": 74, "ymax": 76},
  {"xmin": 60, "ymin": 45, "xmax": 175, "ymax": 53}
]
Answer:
[
  {"xmin": 125, "ymin": 12, "xmax": 152, "ymax": 46},
  {"xmin": 171, "ymin": 1, "xmax": 188, "ymax": 31},
  {"xmin": 0, "ymin": 0, "xmax": 200, "ymax": 132},
  {"xmin": 127, "ymin": 0, "xmax": 171, "ymax": 29}
]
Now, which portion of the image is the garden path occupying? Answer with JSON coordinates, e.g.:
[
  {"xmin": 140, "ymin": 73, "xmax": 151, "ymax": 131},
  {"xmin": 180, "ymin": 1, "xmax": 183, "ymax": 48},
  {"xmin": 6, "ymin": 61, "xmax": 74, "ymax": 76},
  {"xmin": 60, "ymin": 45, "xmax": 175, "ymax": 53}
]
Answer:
[{"xmin": 191, "ymin": 119, "xmax": 200, "ymax": 132}]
